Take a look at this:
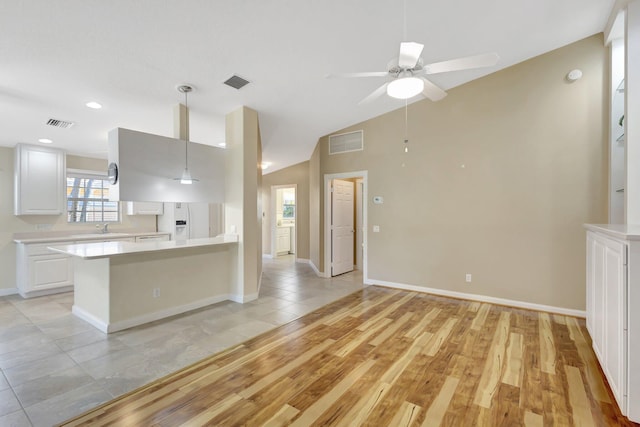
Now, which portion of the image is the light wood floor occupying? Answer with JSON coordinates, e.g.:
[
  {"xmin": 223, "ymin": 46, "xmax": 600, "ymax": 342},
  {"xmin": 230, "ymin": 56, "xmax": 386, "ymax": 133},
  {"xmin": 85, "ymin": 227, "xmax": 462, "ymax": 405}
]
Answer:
[{"xmin": 60, "ymin": 286, "xmax": 636, "ymax": 426}]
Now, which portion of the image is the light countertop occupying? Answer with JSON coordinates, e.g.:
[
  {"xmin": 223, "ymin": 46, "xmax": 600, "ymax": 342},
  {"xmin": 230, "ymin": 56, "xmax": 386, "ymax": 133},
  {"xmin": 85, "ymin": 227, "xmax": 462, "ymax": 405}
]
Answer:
[
  {"xmin": 48, "ymin": 234, "xmax": 238, "ymax": 259},
  {"xmin": 13, "ymin": 231, "xmax": 171, "ymax": 244},
  {"xmin": 584, "ymin": 224, "xmax": 640, "ymax": 240}
]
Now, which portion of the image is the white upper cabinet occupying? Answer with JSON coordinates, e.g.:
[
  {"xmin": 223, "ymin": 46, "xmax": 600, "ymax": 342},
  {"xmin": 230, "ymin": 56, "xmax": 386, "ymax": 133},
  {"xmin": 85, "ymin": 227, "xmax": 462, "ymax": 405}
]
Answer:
[
  {"xmin": 126, "ymin": 201, "xmax": 164, "ymax": 215},
  {"xmin": 14, "ymin": 144, "xmax": 66, "ymax": 215}
]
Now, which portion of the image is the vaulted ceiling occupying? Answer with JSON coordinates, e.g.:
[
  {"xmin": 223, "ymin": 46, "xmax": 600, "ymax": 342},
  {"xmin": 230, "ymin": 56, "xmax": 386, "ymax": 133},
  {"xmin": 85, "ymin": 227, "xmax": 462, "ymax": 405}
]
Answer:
[{"xmin": 0, "ymin": 0, "xmax": 614, "ymax": 172}]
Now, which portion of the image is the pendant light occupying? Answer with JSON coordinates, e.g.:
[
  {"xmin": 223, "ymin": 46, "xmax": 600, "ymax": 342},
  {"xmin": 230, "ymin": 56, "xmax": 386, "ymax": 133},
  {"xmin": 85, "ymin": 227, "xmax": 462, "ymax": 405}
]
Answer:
[{"xmin": 174, "ymin": 84, "xmax": 198, "ymax": 184}]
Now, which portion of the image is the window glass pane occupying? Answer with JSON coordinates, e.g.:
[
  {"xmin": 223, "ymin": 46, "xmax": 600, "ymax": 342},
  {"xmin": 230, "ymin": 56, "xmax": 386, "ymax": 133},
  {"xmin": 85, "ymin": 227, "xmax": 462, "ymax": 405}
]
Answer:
[{"xmin": 66, "ymin": 173, "xmax": 119, "ymax": 223}]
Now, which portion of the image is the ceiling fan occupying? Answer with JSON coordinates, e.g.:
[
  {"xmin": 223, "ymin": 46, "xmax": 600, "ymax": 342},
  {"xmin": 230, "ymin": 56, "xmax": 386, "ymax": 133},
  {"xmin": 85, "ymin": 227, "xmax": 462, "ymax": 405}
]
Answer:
[{"xmin": 328, "ymin": 42, "xmax": 500, "ymax": 105}]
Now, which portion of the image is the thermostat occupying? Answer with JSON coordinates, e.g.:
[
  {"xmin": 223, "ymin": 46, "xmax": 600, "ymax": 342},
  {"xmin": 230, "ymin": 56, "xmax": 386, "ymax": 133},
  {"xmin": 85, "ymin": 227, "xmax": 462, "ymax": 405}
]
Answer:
[{"xmin": 373, "ymin": 196, "xmax": 384, "ymax": 204}]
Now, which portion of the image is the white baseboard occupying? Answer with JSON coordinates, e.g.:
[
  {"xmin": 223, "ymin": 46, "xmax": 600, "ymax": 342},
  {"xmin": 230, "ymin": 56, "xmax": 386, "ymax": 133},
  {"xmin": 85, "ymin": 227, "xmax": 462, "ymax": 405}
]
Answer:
[
  {"xmin": 229, "ymin": 292, "xmax": 259, "ymax": 303},
  {"xmin": 0, "ymin": 287, "xmax": 18, "ymax": 297},
  {"xmin": 262, "ymin": 253, "xmax": 273, "ymax": 259},
  {"xmin": 367, "ymin": 278, "xmax": 586, "ymax": 318},
  {"xmin": 74, "ymin": 294, "xmax": 231, "ymax": 333},
  {"xmin": 296, "ymin": 258, "xmax": 310, "ymax": 264},
  {"xmin": 72, "ymin": 305, "xmax": 109, "ymax": 333},
  {"xmin": 308, "ymin": 260, "xmax": 322, "ymax": 276}
]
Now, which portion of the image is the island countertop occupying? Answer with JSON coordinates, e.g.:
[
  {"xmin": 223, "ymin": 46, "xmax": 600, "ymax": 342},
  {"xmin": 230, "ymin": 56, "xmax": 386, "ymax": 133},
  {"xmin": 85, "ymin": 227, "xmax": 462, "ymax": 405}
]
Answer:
[
  {"xmin": 48, "ymin": 234, "xmax": 238, "ymax": 259},
  {"xmin": 583, "ymin": 224, "xmax": 640, "ymax": 240}
]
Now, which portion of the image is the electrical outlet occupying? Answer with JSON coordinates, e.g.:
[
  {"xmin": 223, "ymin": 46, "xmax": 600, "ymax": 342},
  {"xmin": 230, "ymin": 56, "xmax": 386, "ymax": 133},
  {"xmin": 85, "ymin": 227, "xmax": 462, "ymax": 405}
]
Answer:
[
  {"xmin": 465, "ymin": 274, "xmax": 472, "ymax": 283},
  {"xmin": 373, "ymin": 225, "xmax": 380, "ymax": 233},
  {"xmin": 153, "ymin": 288, "xmax": 160, "ymax": 298}
]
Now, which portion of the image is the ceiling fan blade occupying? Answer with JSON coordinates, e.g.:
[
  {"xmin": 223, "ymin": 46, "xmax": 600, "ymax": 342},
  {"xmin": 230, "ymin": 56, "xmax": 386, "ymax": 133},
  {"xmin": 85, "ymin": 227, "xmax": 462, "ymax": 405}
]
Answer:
[
  {"xmin": 325, "ymin": 71, "xmax": 389, "ymax": 78},
  {"xmin": 424, "ymin": 52, "xmax": 500, "ymax": 74},
  {"xmin": 420, "ymin": 77, "xmax": 447, "ymax": 102},
  {"xmin": 358, "ymin": 82, "xmax": 389, "ymax": 106},
  {"xmin": 398, "ymin": 42, "xmax": 424, "ymax": 68}
]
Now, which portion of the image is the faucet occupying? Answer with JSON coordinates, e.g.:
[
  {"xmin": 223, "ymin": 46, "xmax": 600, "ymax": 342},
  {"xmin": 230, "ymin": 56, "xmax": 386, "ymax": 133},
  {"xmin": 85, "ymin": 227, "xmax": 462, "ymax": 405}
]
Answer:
[{"xmin": 96, "ymin": 223, "xmax": 109, "ymax": 234}]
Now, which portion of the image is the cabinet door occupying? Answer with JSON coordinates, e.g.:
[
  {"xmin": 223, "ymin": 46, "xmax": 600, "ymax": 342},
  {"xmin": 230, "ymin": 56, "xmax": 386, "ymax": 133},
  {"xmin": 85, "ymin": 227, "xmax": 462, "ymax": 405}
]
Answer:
[
  {"xmin": 603, "ymin": 240, "xmax": 627, "ymax": 410},
  {"xmin": 15, "ymin": 144, "xmax": 65, "ymax": 215},
  {"xmin": 28, "ymin": 254, "xmax": 73, "ymax": 290},
  {"xmin": 591, "ymin": 236, "xmax": 606, "ymax": 362}
]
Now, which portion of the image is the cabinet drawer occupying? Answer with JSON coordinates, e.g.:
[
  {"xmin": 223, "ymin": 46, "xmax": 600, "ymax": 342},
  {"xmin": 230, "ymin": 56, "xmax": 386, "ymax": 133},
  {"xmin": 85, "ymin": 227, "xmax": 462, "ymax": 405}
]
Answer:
[{"xmin": 26, "ymin": 242, "xmax": 74, "ymax": 256}]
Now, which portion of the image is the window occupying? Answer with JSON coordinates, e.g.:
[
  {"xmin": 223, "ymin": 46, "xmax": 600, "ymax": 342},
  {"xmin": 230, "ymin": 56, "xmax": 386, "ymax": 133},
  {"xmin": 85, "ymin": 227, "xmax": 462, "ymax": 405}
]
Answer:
[{"xmin": 66, "ymin": 170, "xmax": 119, "ymax": 223}]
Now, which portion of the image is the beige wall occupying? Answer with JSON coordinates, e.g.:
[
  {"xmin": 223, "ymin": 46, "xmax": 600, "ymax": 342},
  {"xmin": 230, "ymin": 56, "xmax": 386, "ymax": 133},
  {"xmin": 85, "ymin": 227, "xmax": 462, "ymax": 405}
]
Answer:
[
  {"xmin": 312, "ymin": 34, "xmax": 608, "ymax": 310},
  {"xmin": 0, "ymin": 147, "xmax": 156, "ymax": 293},
  {"xmin": 262, "ymin": 161, "xmax": 310, "ymax": 260},
  {"xmin": 309, "ymin": 144, "xmax": 321, "ymax": 270}
]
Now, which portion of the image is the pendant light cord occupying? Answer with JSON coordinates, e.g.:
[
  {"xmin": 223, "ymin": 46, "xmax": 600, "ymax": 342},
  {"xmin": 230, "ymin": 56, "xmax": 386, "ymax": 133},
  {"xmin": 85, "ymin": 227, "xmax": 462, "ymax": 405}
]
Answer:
[
  {"xmin": 404, "ymin": 99, "xmax": 408, "ymax": 141},
  {"xmin": 184, "ymin": 89, "xmax": 189, "ymax": 169}
]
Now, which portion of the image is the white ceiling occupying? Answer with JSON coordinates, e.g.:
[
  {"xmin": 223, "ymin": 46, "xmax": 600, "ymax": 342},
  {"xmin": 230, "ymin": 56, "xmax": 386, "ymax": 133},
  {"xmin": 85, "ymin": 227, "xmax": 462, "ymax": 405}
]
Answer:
[{"xmin": 0, "ymin": 0, "xmax": 614, "ymax": 172}]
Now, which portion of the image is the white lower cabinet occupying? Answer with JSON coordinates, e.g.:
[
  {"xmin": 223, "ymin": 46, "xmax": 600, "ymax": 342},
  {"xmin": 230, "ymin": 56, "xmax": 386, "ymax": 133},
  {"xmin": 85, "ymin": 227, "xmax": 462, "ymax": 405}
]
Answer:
[
  {"xmin": 585, "ymin": 227, "xmax": 638, "ymax": 422},
  {"xmin": 16, "ymin": 241, "xmax": 75, "ymax": 298},
  {"xmin": 276, "ymin": 226, "xmax": 291, "ymax": 254},
  {"xmin": 15, "ymin": 233, "xmax": 170, "ymax": 298}
]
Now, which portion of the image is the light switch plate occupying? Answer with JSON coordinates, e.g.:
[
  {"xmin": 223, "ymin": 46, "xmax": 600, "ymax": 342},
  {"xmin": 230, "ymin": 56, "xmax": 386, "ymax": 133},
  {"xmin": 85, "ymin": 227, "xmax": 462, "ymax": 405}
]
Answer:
[
  {"xmin": 373, "ymin": 196, "xmax": 384, "ymax": 204},
  {"xmin": 373, "ymin": 225, "xmax": 380, "ymax": 232}
]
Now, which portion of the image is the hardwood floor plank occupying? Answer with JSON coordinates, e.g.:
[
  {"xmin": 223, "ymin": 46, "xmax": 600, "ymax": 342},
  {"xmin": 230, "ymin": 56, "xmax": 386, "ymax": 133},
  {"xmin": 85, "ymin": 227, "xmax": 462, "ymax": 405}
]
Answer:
[
  {"xmin": 473, "ymin": 311, "xmax": 511, "ymax": 408},
  {"xmin": 422, "ymin": 317, "xmax": 459, "ymax": 357},
  {"xmin": 336, "ymin": 381, "xmax": 392, "ymax": 427},
  {"xmin": 389, "ymin": 401, "xmax": 422, "ymax": 427},
  {"xmin": 289, "ymin": 359, "xmax": 376, "ymax": 426},
  {"xmin": 356, "ymin": 292, "xmax": 416, "ymax": 331},
  {"xmin": 470, "ymin": 303, "xmax": 491, "ymax": 331},
  {"xmin": 239, "ymin": 338, "xmax": 335, "ymax": 398},
  {"xmin": 565, "ymin": 317, "xmax": 611, "ymax": 403},
  {"xmin": 421, "ymin": 376, "xmax": 459, "ymax": 427},
  {"xmin": 369, "ymin": 311, "xmax": 414, "ymax": 346},
  {"xmin": 502, "ymin": 332, "xmax": 524, "ymax": 387},
  {"xmin": 565, "ymin": 365, "xmax": 596, "ymax": 427},
  {"xmin": 332, "ymin": 317, "xmax": 392, "ymax": 357},
  {"xmin": 59, "ymin": 287, "xmax": 634, "ymax": 427},
  {"xmin": 262, "ymin": 404, "xmax": 300, "ymax": 427},
  {"xmin": 524, "ymin": 410, "xmax": 543, "ymax": 427},
  {"xmin": 175, "ymin": 393, "xmax": 242, "ymax": 427},
  {"xmin": 539, "ymin": 312, "xmax": 557, "ymax": 375},
  {"xmin": 405, "ymin": 307, "xmax": 441, "ymax": 339}
]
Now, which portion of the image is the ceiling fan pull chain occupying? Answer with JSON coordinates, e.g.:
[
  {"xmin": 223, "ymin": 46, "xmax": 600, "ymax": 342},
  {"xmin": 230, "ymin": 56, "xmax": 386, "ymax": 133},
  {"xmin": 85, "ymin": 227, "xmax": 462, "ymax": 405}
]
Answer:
[{"xmin": 404, "ymin": 100, "xmax": 409, "ymax": 153}]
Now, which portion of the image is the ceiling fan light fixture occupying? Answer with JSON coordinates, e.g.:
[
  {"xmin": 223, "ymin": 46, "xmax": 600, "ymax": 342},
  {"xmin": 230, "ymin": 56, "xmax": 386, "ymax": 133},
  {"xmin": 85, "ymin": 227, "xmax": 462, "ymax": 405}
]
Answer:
[{"xmin": 387, "ymin": 76, "xmax": 424, "ymax": 99}]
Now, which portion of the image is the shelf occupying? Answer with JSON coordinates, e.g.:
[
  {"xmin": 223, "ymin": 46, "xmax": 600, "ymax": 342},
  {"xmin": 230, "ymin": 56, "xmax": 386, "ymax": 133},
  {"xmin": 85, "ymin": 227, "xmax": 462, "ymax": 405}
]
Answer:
[
  {"xmin": 617, "ymin": 79, "xmax": 625, "ymax": 93},
  {"xmin": 616, "ymin": 188, "xmax": 625, "ymax": 193},
  {"xmin": 617, "ymin": 133, "xmax": 625, "ymax": 143}
]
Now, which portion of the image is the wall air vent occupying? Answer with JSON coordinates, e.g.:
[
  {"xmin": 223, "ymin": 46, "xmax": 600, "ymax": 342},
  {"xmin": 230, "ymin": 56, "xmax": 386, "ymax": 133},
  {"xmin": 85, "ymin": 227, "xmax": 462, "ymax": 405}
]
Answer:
[
  {"xmin": 329, "ymin": 130, "xmax": 363, "ymax": 155},
  {"xmin": 45, "ymin": 118, "xmax": 75, "ymax": 129},
  {"xmin": 223, "ymin": 75, "xmax": 250, "ymax": 90}
]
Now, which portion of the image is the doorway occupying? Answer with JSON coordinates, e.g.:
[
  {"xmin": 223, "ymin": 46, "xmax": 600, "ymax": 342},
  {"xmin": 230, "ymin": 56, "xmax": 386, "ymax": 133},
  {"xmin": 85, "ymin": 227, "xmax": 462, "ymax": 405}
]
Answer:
[
  {"xmin": 324, "ymin": 171, "xmax": 367, "ymax": 279},
  {"xmin": 271, "ymin": 185, "xmax": 297, "ymax": 259}
]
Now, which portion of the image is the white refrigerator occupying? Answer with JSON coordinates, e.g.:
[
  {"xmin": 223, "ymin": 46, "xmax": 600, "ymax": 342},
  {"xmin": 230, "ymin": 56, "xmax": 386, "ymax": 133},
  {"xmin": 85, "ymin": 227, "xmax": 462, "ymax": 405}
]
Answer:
[{"xmin": 158, "ymin": 202, "xmax": 210, "ymax": 240}]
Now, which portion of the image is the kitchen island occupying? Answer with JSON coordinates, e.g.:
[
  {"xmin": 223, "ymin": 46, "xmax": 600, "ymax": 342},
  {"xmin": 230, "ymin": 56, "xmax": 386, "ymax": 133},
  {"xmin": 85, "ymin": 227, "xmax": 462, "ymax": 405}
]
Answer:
[{"xmin": 49, "ymin": 235, "xmax": 238, "ymax": 333}]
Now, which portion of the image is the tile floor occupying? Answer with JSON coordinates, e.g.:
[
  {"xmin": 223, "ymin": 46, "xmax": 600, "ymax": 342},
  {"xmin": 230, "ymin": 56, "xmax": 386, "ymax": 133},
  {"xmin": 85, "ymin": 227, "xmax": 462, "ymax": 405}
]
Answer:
[{"xmin": 0, "ymin": 256, "xmax": 364, "ymax": 427}]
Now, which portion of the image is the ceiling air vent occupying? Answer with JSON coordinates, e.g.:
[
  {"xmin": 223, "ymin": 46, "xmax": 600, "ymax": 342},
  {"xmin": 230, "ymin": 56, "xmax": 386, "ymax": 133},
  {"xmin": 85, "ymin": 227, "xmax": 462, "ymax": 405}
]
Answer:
[
  {"xmin": 46, "ymin": 118, "xmax": 75, "ymax": 129},
  {"xmin": 329, "ymin": 130, "xmax": 363, "ymax": 155},
  {"xmin": 223, "ymin": 75, "xmax": 250, "ymax": 90}
]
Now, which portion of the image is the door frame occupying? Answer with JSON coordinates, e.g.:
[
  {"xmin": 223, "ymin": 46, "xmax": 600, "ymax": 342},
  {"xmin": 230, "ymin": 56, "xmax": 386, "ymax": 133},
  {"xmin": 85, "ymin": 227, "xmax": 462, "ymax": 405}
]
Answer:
[
  {"xmin": 323, "ymin": 171, "xmax": 368, "ymax": 281},
  {"xmin": 271, "ymin": 184, "xmax": 297, "ymax": 259}
]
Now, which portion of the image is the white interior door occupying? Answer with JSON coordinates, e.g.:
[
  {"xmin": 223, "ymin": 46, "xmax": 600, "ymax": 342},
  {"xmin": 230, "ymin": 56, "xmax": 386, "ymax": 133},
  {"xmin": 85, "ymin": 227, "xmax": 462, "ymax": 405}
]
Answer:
[{"xmin": 331, "ymin": 179, "xmax": 354, "ymax": 276}]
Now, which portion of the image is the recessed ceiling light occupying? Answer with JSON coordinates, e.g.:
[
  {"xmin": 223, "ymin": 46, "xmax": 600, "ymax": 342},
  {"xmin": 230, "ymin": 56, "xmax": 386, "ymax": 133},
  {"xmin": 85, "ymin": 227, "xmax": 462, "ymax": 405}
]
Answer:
[
  {"xmin": 38, "ymin": 138, "xmax": 53, "ymax": 144},
  {"xmin": 261, "ymin": 162, "xmax": 272, "ymax": 170},
  {"xmin": 86, "ymin": 101, "xmax": 102, "ymax": 109},
  {"xmin": 218, "ymin": 142, "xmax": 226, "ymax": 148}
]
